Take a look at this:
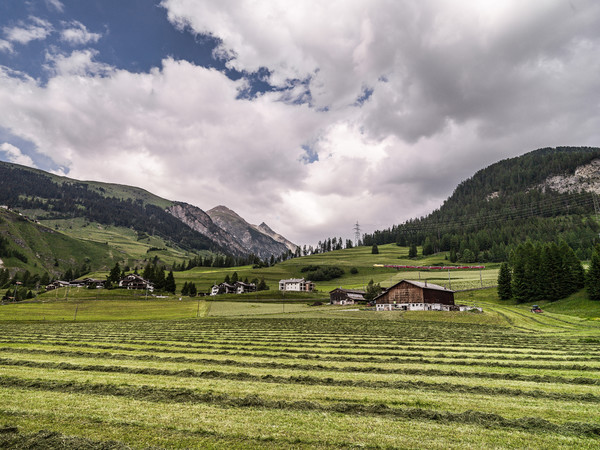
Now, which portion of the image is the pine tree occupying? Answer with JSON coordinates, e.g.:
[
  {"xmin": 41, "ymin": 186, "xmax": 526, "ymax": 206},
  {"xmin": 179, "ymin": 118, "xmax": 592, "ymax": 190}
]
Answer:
[
  {"xmin": 181, "ymin": 281, "xmax": 189, "ymax": 296},
  {"xmin": 587, "ymin": 246, "xmax": 600, "ymax": 301},
  {"xmin": 371, "ymin": 244, "xmax": 379, "ymax": 255},
  {"xmin": 231, "ymin": 272, "xmax": 239, "ymax": 283},
  {"xmin": 108, "ymin": 262, "xmax": 121, "ymax": 284},
  {"xmin": 497, "ymin": 262, "xmax": 512, "ymax": 300},
  {"xmin": 408, "ymin": 244, "xmax": 417, "ymax": 258},
  {"xmin": 165, "ymin": 271, "xmax": 176, "ymax": 293}
]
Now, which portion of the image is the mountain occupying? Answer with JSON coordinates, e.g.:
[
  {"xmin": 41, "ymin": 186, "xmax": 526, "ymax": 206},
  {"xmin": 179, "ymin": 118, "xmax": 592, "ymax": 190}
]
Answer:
[
  {"xmin": 255, "ymin": 222, "xmax": 298, "ymax": 253},
  {"xmin": 362, "ymin": 146, "xmax": 600, "ymax": 261},
  {"xmin": 0, "ymin": 161, "xmax": 297, "ymax": 269},
  {"xmin": 207, "ymin": 206, "xmax": 292, "ymax": 260},
  {"xmin": 166, "ymin": 203, "xmax": 247, "ymax": 256}
]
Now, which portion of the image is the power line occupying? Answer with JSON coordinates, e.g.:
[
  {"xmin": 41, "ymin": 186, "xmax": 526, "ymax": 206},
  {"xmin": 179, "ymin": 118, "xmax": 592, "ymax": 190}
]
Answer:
[{"xmin": 353, "ymin": 221, "xmax": 361, "ymax": 247}]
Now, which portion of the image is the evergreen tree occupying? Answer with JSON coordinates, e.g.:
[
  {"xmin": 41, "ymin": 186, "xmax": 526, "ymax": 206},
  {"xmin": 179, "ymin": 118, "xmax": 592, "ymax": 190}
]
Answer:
[
  {"xmin": 408, "ymin": 244, "xmax": 417, "ymax": 258},
  {"xmin": 587, "ymin": 246, "xmax": 600, "ymax": 301},
  {"xmin": 188, "ymin": 283, "xmax": 197, "ymax": 297},
  {"xmin": 497, "ymin": 262, "xmax": 512, "ymax": 300},
  {"xmin": 422, "ymin": 237, "xmax": 434, "ymax": 256},
  {"xmin": 181, "ymin": 281, "xmax": 189, "ymax": 296},
  {"xmin": 231, "ymin": 271, "xmax": 239, "ymax": 283},
  {"xmin": 224, "ymin": 274, "xmax": 230, "ymax": 284},
  {"xmin": 371, "ymin": 244, "xmax": 379, "ymax": 255},
  {"xmin": 165, "ymin": 271, "xmax": 176, "ymax": 293},
  {"xmin": 108, "ymin": 262, "xmax": 121, "ymax": 284},
  {"xmin": 257, "ymin": 278, "xmax": 269, "ymax": 291}
]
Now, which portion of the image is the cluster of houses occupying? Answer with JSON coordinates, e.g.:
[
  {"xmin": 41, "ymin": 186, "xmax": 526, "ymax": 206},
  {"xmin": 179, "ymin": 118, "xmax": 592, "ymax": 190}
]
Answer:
[
  {"xmin": 43, "ymin": 271, "xmax": 480, "ymax": 312},
  {"xmin": 329, "ymin": 279, "xmax": 482, "ymax": 312},
  {"xmin": 46, "ymin": 274, "xmax": 154, "ymax": 292}
]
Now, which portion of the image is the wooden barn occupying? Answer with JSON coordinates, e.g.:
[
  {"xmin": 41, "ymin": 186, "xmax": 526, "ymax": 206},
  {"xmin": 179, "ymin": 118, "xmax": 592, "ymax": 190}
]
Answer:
[
  {"xmin": 329, "ymin": 288, "xmax": 366, "ymax": 305},
  {"xmin": 374, "ymin": 280, "xmax": 455, "ymax": 311}
]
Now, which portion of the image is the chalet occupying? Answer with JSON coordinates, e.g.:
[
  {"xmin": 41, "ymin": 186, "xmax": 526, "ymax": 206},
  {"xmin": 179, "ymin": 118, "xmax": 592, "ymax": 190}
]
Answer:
[
  {"xmin": 235, "ymin": 281, "xmax": 256, "ymax": 294},
  {"xmin": 329, "ymin": 288, "xmax": 366, "ymax": 305},
  {"xmin": 279, "ymin": 278, "xmax": 315, "ymax": 292},
  {"xmin": 119, "ymin": 274, "xmax": 154, "ymax": 292},
  {"xmin": 45, "ymin": 280, "xmax": 70, "ymax": 291},
  {"xmin": 211, "ymin": 281, "xmax": 256, "ymax": 296},
  {"xmin": 81, "ymin": 278, "xmax": 105, "ymax": 289},
  {"xmin": 374, "ymin": 280, "xmax": 456, "ymax": 311}
]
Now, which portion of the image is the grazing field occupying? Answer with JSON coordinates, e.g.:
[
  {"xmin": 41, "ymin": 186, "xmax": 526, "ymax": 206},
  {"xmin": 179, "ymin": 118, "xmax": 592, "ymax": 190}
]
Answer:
[{"xmin": 1, "ymin": 294, "xmax": 600, "ymax": 448}]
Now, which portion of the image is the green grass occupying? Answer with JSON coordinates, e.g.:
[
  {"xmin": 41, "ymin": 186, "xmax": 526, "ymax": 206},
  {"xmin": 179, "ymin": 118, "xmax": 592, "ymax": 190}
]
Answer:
[
  {"xmin": 168, "ymin": 244, "xmax": 500, "ymax": 294},
  {"xmin": 0, "ymin": 312, "xmax": 599, "ymax": 448}
]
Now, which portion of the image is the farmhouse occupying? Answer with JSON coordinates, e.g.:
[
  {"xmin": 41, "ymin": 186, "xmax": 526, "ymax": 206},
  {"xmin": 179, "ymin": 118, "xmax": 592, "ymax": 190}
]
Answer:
[
  {"xmin": 329, "ymin": 288, "xmax": 366, "ymax": 305},
  {"xmin": 374, "ymin": 280, "xmax": 457, "ymax": 311},
  {"xmin": 45, "ymin": 280, "xmax": 70, "ymax": 291},
  {"xmin": 119, "ymin": 274, "xmax": 154, "ymax": 292},
  {"xmin": 279, "ymin": 278, "xmax": 315, "ymax": 292},
  {"xmin": 211, "ymin": 281, "xmax": 256, "ymax": 296},
  {"xmin": 81, "ymin": 278, "xmax": 105, "ymax": 289}
]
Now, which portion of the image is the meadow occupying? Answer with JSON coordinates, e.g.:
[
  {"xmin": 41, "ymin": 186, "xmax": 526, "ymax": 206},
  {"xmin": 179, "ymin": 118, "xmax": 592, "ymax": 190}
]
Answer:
[
  {"xmin": 165, "ymin": 243, "xmax": 501, "ymax": 294},
  {"xmin": 1, "ymin": 287, "xmax": 600, "ymax": 448}
]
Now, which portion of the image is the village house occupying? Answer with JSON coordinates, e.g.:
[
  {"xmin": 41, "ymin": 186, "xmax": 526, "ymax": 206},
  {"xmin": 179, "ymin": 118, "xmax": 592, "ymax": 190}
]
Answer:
[
  {"xmin": 278, "ymin": 278, "xmax": 315, "ymax": 292},
  {"xmin": 45, "ymin": 280, "xmax": 70, "ymax": 291},
  {"xmin": 119, "ymin": 274, "xmax": 154, "ymax": 292},
  {"xmin": 81, "ymin": 278, "xmax": 105, "ymax": 289},
  {"xmin": 329, "ymin": 288, "xmax": 366, "ymax": 305},
  {"xmin": 211, "ymin": 281, "xmax": 256, "ymax": 296},
  {"xmin": 374, "ymin": 279, "xmax": 482, "ymax": 312}
]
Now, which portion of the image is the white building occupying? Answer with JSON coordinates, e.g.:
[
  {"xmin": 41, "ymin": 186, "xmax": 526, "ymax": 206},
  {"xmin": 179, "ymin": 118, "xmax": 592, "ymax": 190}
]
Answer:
[{"xmin": 279, "ymin": 278, "xmax": 315, "ymax": 292}]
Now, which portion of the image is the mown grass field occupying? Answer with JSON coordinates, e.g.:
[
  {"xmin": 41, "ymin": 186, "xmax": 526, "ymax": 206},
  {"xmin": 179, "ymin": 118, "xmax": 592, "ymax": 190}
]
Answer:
[{"xmin": 1, "ymin": 288, "xmax": 600, "ymax": 448}]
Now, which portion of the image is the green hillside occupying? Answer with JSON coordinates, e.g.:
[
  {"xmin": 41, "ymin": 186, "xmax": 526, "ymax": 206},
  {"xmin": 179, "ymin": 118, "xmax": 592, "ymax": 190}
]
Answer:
[{"xmin": 0, "ymin": 208, "xmax": 116, "ymax": 277}]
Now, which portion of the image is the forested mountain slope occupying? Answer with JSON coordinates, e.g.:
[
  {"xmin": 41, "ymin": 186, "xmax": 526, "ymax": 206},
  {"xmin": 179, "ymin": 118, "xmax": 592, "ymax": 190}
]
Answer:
[
  {"xmin": 0, "ymin": 161, "xmax": 222, "ymax": 255},
  {"xmin": 363, "ymin": 147, "xmax": 600, "ymax": 261}
]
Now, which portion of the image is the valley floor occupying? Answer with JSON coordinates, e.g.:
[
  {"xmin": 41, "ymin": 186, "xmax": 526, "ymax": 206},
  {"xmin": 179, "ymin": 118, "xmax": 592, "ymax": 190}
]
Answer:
[{"xmin": 1, "ymin": 295, "xmax": 600, "ymax": 448}]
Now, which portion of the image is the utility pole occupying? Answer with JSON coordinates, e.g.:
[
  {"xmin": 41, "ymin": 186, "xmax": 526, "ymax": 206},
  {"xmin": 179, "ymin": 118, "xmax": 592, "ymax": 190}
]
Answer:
[{"xmin": 354, "ymin": 221, "xmax": 361, "ymax": 247}]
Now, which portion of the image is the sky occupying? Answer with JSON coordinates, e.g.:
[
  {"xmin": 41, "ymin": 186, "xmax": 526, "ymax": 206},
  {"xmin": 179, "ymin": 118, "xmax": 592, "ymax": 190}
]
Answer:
[{"xmin": 1, "ymin": 0, "xmax": 600, "ymax": 246}]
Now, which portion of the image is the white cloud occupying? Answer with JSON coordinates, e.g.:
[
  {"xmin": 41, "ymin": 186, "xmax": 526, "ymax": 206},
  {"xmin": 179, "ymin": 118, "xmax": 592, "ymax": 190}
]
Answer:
[
  {"xmin": 2, "ymin": 1, "xmax": 600, "ymax": 245},
  {"xmin": 3, "ymin": 16, "xmax": 53, "ymax": 45},
  {"xmin": 44, "ymin": 49, "xmax": 112, "ymax": 76},
  {"xmin": 60, "ymin": 21, "xmax": 102, "ymax": 45},
  {"xmin": 45, "ymin": 0, "xmax": 65, "ymax": 13},
  {"xmin": 0, "ymin": 143, "xmax": 36, "ymax": 167},
  {"xmin": 0, "ymin": 39, "xmax": 13, "ymax": 54}
]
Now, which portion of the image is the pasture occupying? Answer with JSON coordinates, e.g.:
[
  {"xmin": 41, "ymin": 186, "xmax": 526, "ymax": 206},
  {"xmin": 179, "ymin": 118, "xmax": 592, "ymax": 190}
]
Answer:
[{"xmin": 1, "ymin": 290, "xmax": 600, "ymax": 448}]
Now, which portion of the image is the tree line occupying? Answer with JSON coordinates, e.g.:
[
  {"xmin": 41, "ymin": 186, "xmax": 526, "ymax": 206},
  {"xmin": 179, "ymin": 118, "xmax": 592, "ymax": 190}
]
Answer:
[{"xmin": 497, "ymin": 241, "xmax": 585, "ymax": 302}]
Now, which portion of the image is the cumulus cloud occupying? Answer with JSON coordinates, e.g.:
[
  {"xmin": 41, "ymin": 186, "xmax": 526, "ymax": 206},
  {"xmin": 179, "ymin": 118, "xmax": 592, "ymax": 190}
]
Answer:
[
  {"xmin": 3, "ymin": 16, "xmax": 53, "ymax": 45},
  {"xmin": 60, "ymin": 21, "xmax": 102, "ymax": 45},
  {"xmin": 44, "ymin": 49, "xmax": 112, "ymax": 76},
  {"xmin": 2, "ymin": 2, "xmax": 600, "ymax": 244},
  {"xmin": 0, "ymin": 142, "xmax": 36, "ymax": 167}
]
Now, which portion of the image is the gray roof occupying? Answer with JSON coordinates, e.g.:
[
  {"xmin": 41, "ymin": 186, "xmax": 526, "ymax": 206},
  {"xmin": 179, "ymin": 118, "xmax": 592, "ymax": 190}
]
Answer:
[
  {"xmin": 373, "ymin": 279, "xmax": 454, "ymax": 302},
  {"xmin": 401, "ymin": 279, "xmax": 453, "ymax": 292}
]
